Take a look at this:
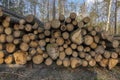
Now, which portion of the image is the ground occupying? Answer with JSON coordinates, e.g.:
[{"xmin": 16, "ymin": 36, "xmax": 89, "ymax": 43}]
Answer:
[{"xmin": 0, "ymin": 64, "xmax": 120, "ymax": 80}]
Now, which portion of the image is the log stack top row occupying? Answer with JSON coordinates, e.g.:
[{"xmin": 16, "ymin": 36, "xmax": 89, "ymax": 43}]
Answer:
[{"xmin": 0, "ymin": 7, "xmax": 120, "ymax": 70}]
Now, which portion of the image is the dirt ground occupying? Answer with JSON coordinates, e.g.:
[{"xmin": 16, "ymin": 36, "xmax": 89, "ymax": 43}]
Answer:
[{"xmin": 0, "ymin": 64, "xmax": 120, "ymax": 80}]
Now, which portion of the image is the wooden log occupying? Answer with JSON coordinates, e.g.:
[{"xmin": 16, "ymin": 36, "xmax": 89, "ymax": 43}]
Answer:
[
  {"xmin": 6, "ymin": 35, "xmax": 14, "ymax": 43},
  {"xmin": 66, "ymin": 24, "xmax": 74, "ymax": 32},
  {"xmin": 70, "ymin": 58, "xmax": 81, "ymax": 68},
  {"xmin": 4, "ymin": 55, "xmax": 13, "ymax": 64},
  {"xmin": 62, "ymin": 32, "xmax": 69, "ymax": 39},
  {"xmin": 36, "ymin": 47, "xmax": 43, "ymax": 54},
  {"xmin": 84, "ymin": 47, "xmax": 91, "ymax": 52},
  {"xmin": 6, "ymin": 43, "xmax": 15, "ymax": 53},
  {"xmin": 90, "ymin": 51, "xmax": 96, "ymax": 57},
  {"xmin": 32, "ymin": 22, "xmax": 39, "ymax": 29},
  {"xmin": 51, "ymin": 19, "xmax": 60, "ymax": 29},
  {"xmin": 81, "ymin": 29, "xmax": 87, "ymax": 36},
  {"xmin": 108, "ymin": 58, "xmax": 118, "ymax": 70},
  {"xmin": 18, "ymin": 24, "xmax": 24, "ymax": 30},
  {"xmin": 13, "ymin": 50, "xmax": 27, "ymax": 64},
  {"xmin": 29, "ymin": 33, "xmax": 37, "ymax": 40},
  {"xmin": 99, "ymin": 58, "xmax": 108, "ymax": 68},
  {"xmin": 29, "ymin": 48, "xmax": 36, "ymax": 56},
  {"xmin": 70, "ymin": 43, "xmax": 77, "ymax": 50},
  {"xmin": 85, "ymin": 54, "xmax": 92, "ymax": 61},
  {"xmin": 90, "ymin": 30, "xmax": 96, "ymax": 36},
  {"xmin": 0, "ymin": 34, "xmax": 6, "ymax": 43},
  {"xmin": 82, "ymin": 59, "xmax": 88, "ymax": 67},
  {"xmin": 13, "ymin": 39, "xmax": 21, "ymax": 45},
  {"xmin": 25, "ymin": 14, "xmax": 43, "ymax": 26},
  {"xmin": 26, "ymin": 55, "xmax": 32, "ymax": 61},
  {"xmin": 59, "ymin": 51, "xmax": 66, "ymax": 60},
  {"xmin": 39, "ymin": 33, "xmax": 45, "ymax": 39},
  {"xmin": 95, "ymin": 46, "xmax": 105, "ymax": 54},
  {"xmin": 4, "ymin": 27, "xmax": 12, "ymax": 35},
  {"xmin": 45, "ymin": 57, "xmax": 53, "ymax": 66},
  {"xmin": 44, "ymin": 30, "xmax": 51, "ymax": 37},
  {"xmin": 44, "ymin": 22, "xmax": 51, "ymax": 30},
  {"xmin": 46, "ymin": 43, "xmax": 59, "ymax": 60},
  {"xmin": 84, "ymin": 35, "xmax": 93, "ymax": 45},
  {"xmin": 56, "ymin": 37, "xmax": 64, "ymax": 46},
  {"xmin": 53, "ymin": 30, "xmax": 61, "ymax": 38},
  {"xmin": 0, "ymin": 44, "xmax": 4, "ymax": 50},
  {"xmin": 94, "ymin": 26, "xmax": 101, "ymax": 32},
  {"xmin": 2, "ymin": 20, "xmax": 10, "ymax": 28},
  {"xmin": 94, "ymin": 36, "xmax": 100, "ymax": 43},
  {"xmin": 29, "ymin": 41, "xmax": 38, "ymax": 48},
  {"xmin": 45, "ymin": 38, "xmax": 50, "ymax": 43},
  {"xmin": 63, "ymin": 44, "xmax": 68, "ymax": 49},
  {"xmin": 103, "ymin": 51, "xmax": 111, "ymax": 59},
  {"xmin": 90, "ymin": 42, "xmax": 97, "ymax": 49},
  {"xmin": 13, "ymin": 30, "xmax": 24, "ymax": 38},
  {"xmin": 20, "ymin": 42, "xmax": 29, "ymax": 52},
  {"xmin": 33, "ymin": 30, "xmax": 38, "ymax": 35},
  {"xmin": 82, "ymin": 17, "xmax": 90, "ymax": 24},
  {"xmin": 19, "ymin": 19, "xmax": 25, "ymax": 25},
  {"xmin": 25, "ymin": 24, "xmax": 32, "ymax": 32},
  {"xmin": 89, "ymin": 59, "xmax": 96, "ymax": 67},
  {"xmin": 50, "ymin": 38, "xmax": 56, "ymax": 43},
  {"xmin": 22, "ymin": 34, "xmax": 30, "ymax": 43},
  {"xmin": 70, "ymin": 12, "xmax": 76, "ymax": 20},
  {"xmin": 65, "ymin": 47, "xmax": 72, "ymax": 56},
  {"xmin": 59, "ymin": 14, "xmax": 65, "ymax": 22},
  {"xmin": 65, "ymin": 39, "xmax": 71, "ymax": 45},
  {"xmin": 37, "ymin": 27, "xmax": 44, "ymax": 33},
  {"xmin": 111, "ymin": 52, "xmax": 118, "ymax": 59},
  {"xmin": 72, "ymin": 20, "xmax": 78, "ymax": 26},
  {"xmin": 38, "ymin": 40, "xmax": 46, "ymax": 47},
  {"xmin": 56, "ymin": 59, "xmax": 62, "ymax": 66},
  {"xmin": 42, "ymin": 52, "xmax": 48, "ymax": 59},
  {"xmin": 71, "ymin": 29, "xmax": 83, "ymax": 45},
  {"xmin": 94, "ymin": 54, "xmax": 102, "ymax": 62},
  {"xmin": 59, "ymin": 46, "xmax": 64, "ymax": 52},
  {"xmin": 32, "ymin": 54, "xmax": 44, "ymax": 64},
  {"xmin": 63, "ymin": 58, "xmax": 70, "ymax": 67},
  {"xmin": 77, "ymin": 45, "xmax": 84, "ymax": 52},
  {"xmin": 0, "ymin": 50, "xmax": 4, "ymax": 58},
  {"xmin": 79, "ymin": 52, "xmax": 86, "ymax": 58},
  {"xmin": 65, "ymin": 17, "xmax": 71, "ymax": 24},
  {"xmin": 60, "ymin": 24, "xmax": 66, "ymax": 31},
  {"xmin": 77, "ymin": 21, "xmax": 84, "ymax": 28},
  {"xmin": 72, "ymin": 51, "xmax": 78, "ymax": 58}
]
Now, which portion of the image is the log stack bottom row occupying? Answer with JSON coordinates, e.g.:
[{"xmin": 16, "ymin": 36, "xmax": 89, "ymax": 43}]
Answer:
[{"xmin": 0, "ymin": 8, "xmax": 120, "ymax": 70}]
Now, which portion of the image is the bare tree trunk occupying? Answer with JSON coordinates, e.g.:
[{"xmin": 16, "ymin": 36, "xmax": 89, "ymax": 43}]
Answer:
[
  {"xmin": 115, "ymin": 0, "xmax": 118, "ymax": 34},
  {"xmin": 53, "ymin": 0, "xmax": 56, "ymax": 19},
  {"xmin": 62, "ymin": 0, "xmax": 65, "ymax": 15},
  {"xmin": 47, "ymin": 0, "xmax": 49, "ymax": 21},
  {"xmin": 33, "ymin": 0, "xmax": 36, "ymax": 16},
  {"xmin": 58, "ymin": 0, "xmax": 61, "ymax": 16},
  {"xmin": 106, "ymin": 0, "xmax": 112, "ymax": 31}
]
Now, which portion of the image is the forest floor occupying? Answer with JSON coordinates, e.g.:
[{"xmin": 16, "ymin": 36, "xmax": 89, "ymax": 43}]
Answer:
[{"xmin": 0, "ymin": 64, "xmax": 120, "ymax": 80}]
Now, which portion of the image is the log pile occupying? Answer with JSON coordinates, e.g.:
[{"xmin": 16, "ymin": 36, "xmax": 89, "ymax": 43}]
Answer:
[{"xmin": 0, "ymin": 7, "xmax": 120, "ymax": 70}]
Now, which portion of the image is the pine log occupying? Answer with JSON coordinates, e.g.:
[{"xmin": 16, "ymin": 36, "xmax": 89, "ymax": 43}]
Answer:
[
  {"xmin": 25, "ymin": 24, "xmax": 32, "ymax": 32},
  {"xmin": 71, "ymin": 29, "xmax": 83, "ymax": 45},
  {"xmin": 94, "ymin": 54, "xmax": 102, "ymax": 62},
  {"xmin": 70, "ymin": 58, "xmax": 81, "ymax": 68},
  {"xmin": 39, "ymin": 33, "xmax": 45, "ymax": 39},
  {"xmin": 85, "ymin": 54, "xmax": 92, "ymax": 61},
  {"xmin": 39, "ymin": 40, "xmax": 46, "ymax": 47},
  {"xmin": 59, "ymin": 46, "xmax": 64, "ymax": 52},
  {"xmin": 36, "ymin": 47, "xmax": 43, "ymax": 54},
  {"xmin": 0, "ymin": 50, "xmax": 4, "ymax": 58},
  {"xmin": 72, "ymin": 20, "xmax": 78, "ymax": 26},
  {"xmin": 82, "ymin": 59, "xmax": 88, "ymax": 67},
  {"xmin": 22, "ymin": 34, "xmax": 30, "ymax": 43},
  {"xmin": 65, "ymin": 17, "xmax": 71, "ymax": 24},
  {"xmin": 90, "ymin": 51, "xmax": 96, "ymax": 57},
  {"xmin": 62, "ymin": 32, "xmax": 69, "ymax": 39},
  {"xmin": 0, "ymin": 26, "xmax": 4, "ymax": 33},
  {"xmin": 82, "ymin": 17, "xmax": 90, "ymax": 24},
  {"xmin": 72, "ymin": 51, "xmax": 78, "ymax": 58},
  {"xmin": 20, "ymin": 42, "xmax": 29, "ymax": 52},
  {"xmin": 51, "ymin": 19, "xmax": 60, "ymax": 29},
  {"xmin": 59, "ymin": 14, "xmax": 65, "ymax": 22},
  {"xmin": 60, "ymin": 24, "xmax": 66, "ymax": 31},
  {"xmin": 65, "ymin": 47, "xmax": 72, "ymax": 56},
  {"xmin": 4, "ymin": 55, "xmax": 13, "ymax": 64},
  {"xmin": 89, "ymin": 59, "xmax": 96, "ymax": 67},
  {"xmin": 111, "ymin": 52, "xmax": 118, "ymax": 59},
  {"xmin": 84, "ymin": 35, "xmax": 93, "ymax": 45},
  {"xmin": 77, "ymin": 45, "xmax": 84, "ymax": 52},
  {"xmin": 44, "ymin": 30, "xmax": 51, "ymax": 37},
  {"xmin": 79, "ymin": 52, "xmax": 86, "ymax": 58},
  {"xmin": 95, "ymin": 46, "xmax": 105, "ymax": 54},
  {"xmin": 29, "ymin": 48, "xmax": 36, "ymax": 56},
  {"xmin": 66, "ymin": 24, "xmax": 74, "ymax": 32},
  {"xmin": 13, "ymin": 39, "xmax": 21, "ymax": 45},
  {"xmin": 99, "ymin": 58, "xmax": 108, "ymax": 68},
  {"xmin": 4, "ymin": 27, "xmax": 12, "ymax": 35},
  {"xmin": 70, "ymin": 12, "xmax": 76, "ymax": 20},
  {"xmin": 45, "ymin": 57, "xmax": 53, "ymax": 66},
  {"xmin": 70, "ymin": 43, "xmax": 77, "ymax": 50},
  {"xmin": 90, "ymin": 42, "xmax": 97, "ymax": 49},
  {"xmin": 6, "ymin": 35, "xmax": 14, "ymax": 43},
  {"xmin": 77, "ymin": 21, "xmax": 84, "ymax": 28},
  {"xmin": 0, "ymin": 34, "xmax": 6, "ymax": 43},
  {"xmin": 59, "ymin": 51, "xmax": 66, "ymax": 60},
  {"xmin": 103, "ymin": 51, "xmax": 111, "ymax": 59},
  {"xmin": 32, "ymin": 54, "xmax": 44, "ymax": 64},
  {"xmin": 63, "ymin": 58, "xmax": 70, "ymax": 67},
  {"xmin": 56, "ymin": 59, "xmax": 62, "ymax": 66}
]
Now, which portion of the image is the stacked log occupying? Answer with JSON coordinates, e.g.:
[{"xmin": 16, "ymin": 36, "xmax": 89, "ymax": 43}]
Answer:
[{"xmin": 0, "ymin": 7, "xmax": 119, "ymax": 70}]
